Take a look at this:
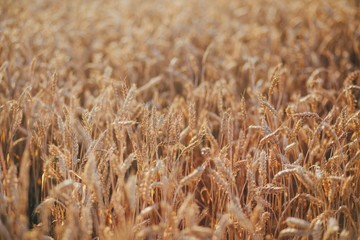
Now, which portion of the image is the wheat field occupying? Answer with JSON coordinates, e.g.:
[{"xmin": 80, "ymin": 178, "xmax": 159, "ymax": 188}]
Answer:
[{"xmin": 0, "ymin": 0, "xmax": 360, "ymax": 239}]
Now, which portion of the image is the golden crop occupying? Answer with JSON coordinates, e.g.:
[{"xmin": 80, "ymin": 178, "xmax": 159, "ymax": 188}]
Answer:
[{"xmin": 0, "ymin": 0, "xmax": 359, "ymax": 239}]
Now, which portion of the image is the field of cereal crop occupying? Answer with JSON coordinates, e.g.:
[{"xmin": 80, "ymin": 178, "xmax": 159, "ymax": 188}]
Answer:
[{"xmin": 0, "ymin": 0, "xmax": 360, "ymax": 239}]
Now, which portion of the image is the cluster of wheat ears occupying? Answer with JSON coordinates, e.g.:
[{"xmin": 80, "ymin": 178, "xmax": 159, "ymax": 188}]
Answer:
[{"xmin": 0, "ymin": 0, "xmax": 360, "ymax": 239}]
